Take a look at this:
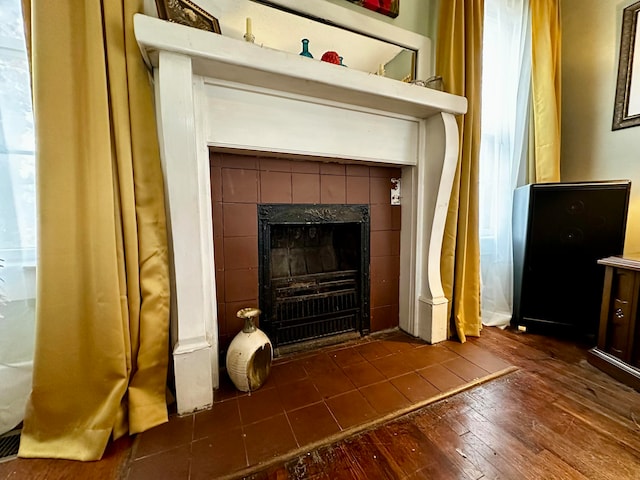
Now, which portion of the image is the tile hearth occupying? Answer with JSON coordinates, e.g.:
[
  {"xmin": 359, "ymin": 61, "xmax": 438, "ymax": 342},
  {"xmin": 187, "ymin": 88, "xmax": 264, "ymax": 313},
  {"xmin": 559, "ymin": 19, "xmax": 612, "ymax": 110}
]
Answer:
[{"xmin": 126, "ymin": 330, "xmax": 513, "ymax": 480}]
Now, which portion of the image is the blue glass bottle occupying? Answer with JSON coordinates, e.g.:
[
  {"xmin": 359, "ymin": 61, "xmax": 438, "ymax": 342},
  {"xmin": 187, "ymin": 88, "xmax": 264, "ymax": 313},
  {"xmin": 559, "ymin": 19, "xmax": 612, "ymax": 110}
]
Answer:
[{"xmin": 299, "ymin": 39, "xmax": 313, "ymax": 58}]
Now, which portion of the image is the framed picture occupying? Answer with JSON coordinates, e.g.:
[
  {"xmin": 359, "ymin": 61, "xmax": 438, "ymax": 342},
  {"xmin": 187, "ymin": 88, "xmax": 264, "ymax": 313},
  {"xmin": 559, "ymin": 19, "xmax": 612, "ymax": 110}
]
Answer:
[
  {"xmin": 613, "ymin": 0, "xmax": 640, "ymax": 130},
  {"xmin": 345, "ymin": 0, "xmax": 399, "ymax": 19},
  {"xmin": 155, "ymin": 0, "xmax": 221, "ymax": 34}
]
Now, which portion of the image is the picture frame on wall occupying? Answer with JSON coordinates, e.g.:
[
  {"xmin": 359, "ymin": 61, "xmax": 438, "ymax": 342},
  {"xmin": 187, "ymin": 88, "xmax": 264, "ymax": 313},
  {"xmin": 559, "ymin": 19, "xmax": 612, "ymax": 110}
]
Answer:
[
  {"xmin": 345, "ymin": 0, "xmax": 399, "ymax": 19},
  {"xmin": 155, "ymin": 0, "xmax": 222, "ymax": 34},
  {"xmin": 612, "ymin": 0, "xmax": 640, "ymax": 130}
]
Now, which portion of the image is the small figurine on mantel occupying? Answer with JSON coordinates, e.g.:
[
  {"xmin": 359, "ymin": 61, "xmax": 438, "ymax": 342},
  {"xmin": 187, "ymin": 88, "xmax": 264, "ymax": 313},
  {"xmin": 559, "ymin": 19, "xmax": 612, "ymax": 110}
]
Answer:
[
  {"xmin": 243, "ymin": 17, "xmax": 255, "ymax": 43},
  {"xmin": 321, "ymin": 51, "xmax": 341, "ymax": 65},
  {"xmin": 299, "ymin": 38, "xmax": 313, "ymax": 58}
]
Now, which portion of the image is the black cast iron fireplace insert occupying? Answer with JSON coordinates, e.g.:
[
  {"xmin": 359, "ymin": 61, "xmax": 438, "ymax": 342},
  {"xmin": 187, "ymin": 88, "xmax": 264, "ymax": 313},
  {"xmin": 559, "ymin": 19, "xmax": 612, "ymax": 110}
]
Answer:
[{"xmin": 258, "ymin": 204, "xmax": 370, "ymax": 348}]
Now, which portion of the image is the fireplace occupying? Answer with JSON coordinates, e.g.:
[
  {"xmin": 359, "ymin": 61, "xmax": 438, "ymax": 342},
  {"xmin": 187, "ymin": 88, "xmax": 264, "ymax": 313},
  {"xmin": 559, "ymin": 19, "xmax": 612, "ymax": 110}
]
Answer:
[
  {"xmin": 258, "ymin": 204, "xmax": 370, "ymax": 347},
  {"xmin": 210, "ymin": 153, "xmax": 401, "ymax": 359},
  {"xmin": 134, "ymin": 14, "xmax": 467, "ymax": 414}
]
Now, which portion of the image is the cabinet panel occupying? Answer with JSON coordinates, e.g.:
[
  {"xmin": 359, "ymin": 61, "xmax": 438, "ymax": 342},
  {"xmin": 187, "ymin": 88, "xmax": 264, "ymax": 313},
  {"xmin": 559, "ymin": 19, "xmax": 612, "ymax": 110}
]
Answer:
[
  {"xmin": 633, "ymin": 311, "xmax": 640, "ymax": 369},
  {"xmin": 605, "ymin": 270, "xmax": 635, "ymax": 362},
  {"xmin": 588, "ymin": 255, "xmax": 640, "ymax": 391}
]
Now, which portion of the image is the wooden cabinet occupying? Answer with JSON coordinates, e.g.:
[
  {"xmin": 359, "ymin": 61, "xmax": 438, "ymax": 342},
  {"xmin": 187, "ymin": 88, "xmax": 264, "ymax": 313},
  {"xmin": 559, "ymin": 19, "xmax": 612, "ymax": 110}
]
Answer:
[{"xmin": 587, "ymin": 254, "xmax": 640, "ymax": 390}]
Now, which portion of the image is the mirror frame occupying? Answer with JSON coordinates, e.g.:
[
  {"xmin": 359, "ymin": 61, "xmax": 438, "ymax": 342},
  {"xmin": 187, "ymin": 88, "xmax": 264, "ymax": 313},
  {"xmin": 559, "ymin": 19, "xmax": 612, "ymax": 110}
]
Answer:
[
  {"xmin": 613, "ymin": 0, "xmax": 640, "ymax": 130},
  {"xmin": 250, "ymin": 0, "xmax": 432, "ymax": 79}
]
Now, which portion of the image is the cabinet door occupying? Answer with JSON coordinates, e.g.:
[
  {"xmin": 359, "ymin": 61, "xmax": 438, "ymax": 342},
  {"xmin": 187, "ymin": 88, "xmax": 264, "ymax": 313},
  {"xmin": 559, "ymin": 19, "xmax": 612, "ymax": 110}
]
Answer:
[
  {"xmin": 633, "ymin": 313, "xmax": 640, "ymax": 369},
  {"xmin": 631, "ymin": 273, "xmax": 640, "ymax": 369},
  {"xmin": 605, "ymin": 269, "xmax": 636, "ymax": 362}
]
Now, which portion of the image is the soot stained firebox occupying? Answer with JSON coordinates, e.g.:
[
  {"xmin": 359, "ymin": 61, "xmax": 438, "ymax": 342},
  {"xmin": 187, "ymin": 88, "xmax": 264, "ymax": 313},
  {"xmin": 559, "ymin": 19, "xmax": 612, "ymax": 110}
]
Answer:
[{"xmin": 258, "ymin": 204, "xmax": 370, "ymax": 348}]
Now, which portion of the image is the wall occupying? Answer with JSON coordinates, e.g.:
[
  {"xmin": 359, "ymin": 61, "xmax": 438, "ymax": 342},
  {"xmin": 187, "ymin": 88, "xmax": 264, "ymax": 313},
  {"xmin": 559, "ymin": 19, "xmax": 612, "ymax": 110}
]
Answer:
[{"xmin": 562, "ymin": 0, "xmax": 640, "ymax": 252}]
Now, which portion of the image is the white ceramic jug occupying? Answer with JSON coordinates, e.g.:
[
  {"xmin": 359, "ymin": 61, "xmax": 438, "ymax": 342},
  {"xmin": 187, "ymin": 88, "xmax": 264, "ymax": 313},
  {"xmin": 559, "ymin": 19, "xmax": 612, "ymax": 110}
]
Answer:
[{"xmin": 226, "ymin": 307, "xmax": 272, "ymax": 392}]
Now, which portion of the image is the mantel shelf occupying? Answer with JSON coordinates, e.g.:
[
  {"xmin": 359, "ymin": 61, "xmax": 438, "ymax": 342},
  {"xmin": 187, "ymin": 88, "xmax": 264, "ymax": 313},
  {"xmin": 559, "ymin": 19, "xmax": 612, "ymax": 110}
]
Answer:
[{"xmin": 133, "ymin": 14, "xmax": 467, "ymax": 119}]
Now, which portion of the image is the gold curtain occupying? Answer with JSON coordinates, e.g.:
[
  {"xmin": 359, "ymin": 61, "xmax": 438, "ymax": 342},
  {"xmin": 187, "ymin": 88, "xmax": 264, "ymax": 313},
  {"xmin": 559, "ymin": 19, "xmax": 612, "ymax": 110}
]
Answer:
[
  {"xmin": 437, "ymin": 0, "xmax": 484, "ymax": 342},
  {"xmin": 18, "ymin": 0, "xmax": 170, "ymax": 461},
  {"xmin": 531, "ymin": 0, "xmax": 562, "ymax": 183}
]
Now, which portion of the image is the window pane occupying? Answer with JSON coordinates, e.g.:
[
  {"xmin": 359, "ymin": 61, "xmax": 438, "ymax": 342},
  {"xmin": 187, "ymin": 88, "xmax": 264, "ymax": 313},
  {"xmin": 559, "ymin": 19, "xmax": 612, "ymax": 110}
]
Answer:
[
  {"xmin": 0, "ymin": 0, "xmax": 35, "ymax": 252},
  {"xmin": 0, "ymin": 0, "xmax": 36, "ymax": 436}
]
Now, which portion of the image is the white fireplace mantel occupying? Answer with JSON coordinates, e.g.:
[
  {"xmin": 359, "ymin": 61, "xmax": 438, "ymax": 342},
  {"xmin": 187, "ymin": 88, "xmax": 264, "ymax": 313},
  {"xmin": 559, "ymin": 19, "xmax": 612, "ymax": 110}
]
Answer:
[{"xmin": 134, "ymin": 14, "xmax": 467, "ymax": 414}]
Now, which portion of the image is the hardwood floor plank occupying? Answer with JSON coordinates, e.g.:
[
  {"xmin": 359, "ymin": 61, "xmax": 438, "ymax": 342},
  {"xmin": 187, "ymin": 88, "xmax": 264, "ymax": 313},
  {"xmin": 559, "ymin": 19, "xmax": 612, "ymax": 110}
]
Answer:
[
  {"xmin": 368, "ymin": 423, "xmax": 447, "ymax": 477},
  {"xmin": 254, "ymin": 327, "xmax": 640, "ymax": 479},
  {"xmin": 533, "ymin": 449, "xmax": 590, "ymax": 480},
  {"xmin": 478, "ymin": 329, "xmax": 640, "ymax": 417},
  {"xmin": 453, "ymin": 402, "xmax": 557, "ymax": 480},
  {"xmin": 416, "ymin": 415, "xmax": 493, "ymax": 479},
  {"xmin": 527, "ymin": 414, "xmax": 639, "ymax": 480},
  {"xmin": 552, "ymin": 394, "xmax": 640, "ymax": 454},
  {"xmin": 477, "ymin": 329, "xmax": 640, "ymax": 480},
  {"xmin": 552, "ymin": 365, "xmax": 640, "ymax": 420},
  {"xmin": 339, "ymin": 434, "xmax": 405, "ymax": 479},
  {"xmin": 0, "ymin": 436, "xmax": 133, "ymax": 480}
]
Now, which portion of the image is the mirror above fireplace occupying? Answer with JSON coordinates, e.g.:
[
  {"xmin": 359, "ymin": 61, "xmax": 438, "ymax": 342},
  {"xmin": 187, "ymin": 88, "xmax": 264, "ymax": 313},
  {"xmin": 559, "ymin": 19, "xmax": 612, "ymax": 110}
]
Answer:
[{"xmin": 148, "ymin": 0, "xmax": 431, "ymax": 81}]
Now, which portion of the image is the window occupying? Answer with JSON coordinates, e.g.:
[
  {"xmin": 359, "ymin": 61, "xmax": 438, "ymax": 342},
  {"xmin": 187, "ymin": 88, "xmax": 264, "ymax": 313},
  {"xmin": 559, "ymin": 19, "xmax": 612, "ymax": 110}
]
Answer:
[
  {"xmin": 478, "ymin": 0, "xmax": 531, "ymax": 327},
  {"xmin": 0, "ymin": 0, "xmax": 35, "ymax": 266},
  {"xmin": 0, "ymin": 0, "xmax": 36, "ymax": 436}
]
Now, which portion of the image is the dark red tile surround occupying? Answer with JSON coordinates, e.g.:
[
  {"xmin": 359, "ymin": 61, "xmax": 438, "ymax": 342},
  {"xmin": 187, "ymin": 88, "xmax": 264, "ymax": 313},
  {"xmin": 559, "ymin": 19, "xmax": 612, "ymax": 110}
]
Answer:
[{"xmin": 211, "ymin": 152, "xmax": 403, "ymax": 353}]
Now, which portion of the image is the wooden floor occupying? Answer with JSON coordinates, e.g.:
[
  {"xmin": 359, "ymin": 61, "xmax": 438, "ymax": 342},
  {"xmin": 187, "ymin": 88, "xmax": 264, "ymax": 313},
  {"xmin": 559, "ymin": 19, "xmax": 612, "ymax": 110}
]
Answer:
[
  {"xmin": 0, "ymin": 435, "xmax": 133, "ymax": 480},
  {"xmin": 1, "ymin": 327, "xmax": 639, "ymax": 479},
  {"xmin": 249, "ymin": 327, "xmax": 640, "ymax": 479}
]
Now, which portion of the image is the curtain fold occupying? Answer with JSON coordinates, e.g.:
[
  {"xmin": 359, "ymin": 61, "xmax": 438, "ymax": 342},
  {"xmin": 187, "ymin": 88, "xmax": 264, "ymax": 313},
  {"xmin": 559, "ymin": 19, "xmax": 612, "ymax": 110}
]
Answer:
[
  {"xmin": 436, "ymin": 0, "xmax": 484, "ymax": 342},
  {"xmin": 530, "ymin": 0, "xmax": 561, "ymax": 183},
  {"xmin": 18, "ymin": 0, "xmax": 170, "ymax": 461}
]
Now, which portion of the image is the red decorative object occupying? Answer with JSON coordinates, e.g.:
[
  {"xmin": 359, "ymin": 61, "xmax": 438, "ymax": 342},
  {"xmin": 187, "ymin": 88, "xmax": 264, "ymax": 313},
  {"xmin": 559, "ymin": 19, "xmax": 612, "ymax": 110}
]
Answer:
[
  {"xmin": 345, "ymin": 0, "xmax": 399, "ymax": 19},
  {"xmin": 321, "ymin": 51, "xmax": 341, "ymax": 65}
]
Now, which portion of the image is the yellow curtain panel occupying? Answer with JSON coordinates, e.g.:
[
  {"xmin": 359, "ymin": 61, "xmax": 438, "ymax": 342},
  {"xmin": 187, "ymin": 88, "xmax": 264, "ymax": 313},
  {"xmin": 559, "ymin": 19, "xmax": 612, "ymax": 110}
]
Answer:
[
  {"xmin": 436, "ymin": 0, "xmax": 484, "ymax": 342},
  {"xmin": 18, "ymin": 0, "xmax": 170, "ymax": 461},
  {"xmin": 531, "ymin": 0, "xmax": 562, "ymax": 183}
]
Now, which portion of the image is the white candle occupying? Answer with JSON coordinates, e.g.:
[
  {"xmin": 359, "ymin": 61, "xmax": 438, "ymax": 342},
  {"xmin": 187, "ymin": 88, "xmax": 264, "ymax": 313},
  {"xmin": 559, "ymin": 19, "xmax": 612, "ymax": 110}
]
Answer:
[{"xmin": 246, "ymin": 17, "xmax": 252, "ymax": 36}]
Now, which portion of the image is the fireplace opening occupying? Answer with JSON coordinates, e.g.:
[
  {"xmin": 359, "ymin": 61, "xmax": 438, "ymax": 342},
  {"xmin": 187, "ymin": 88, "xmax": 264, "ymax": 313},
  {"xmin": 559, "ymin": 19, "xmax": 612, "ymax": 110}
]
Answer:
[{"xmin": 258, "ymin": 204, "xmax": 370, "ymax": 348}]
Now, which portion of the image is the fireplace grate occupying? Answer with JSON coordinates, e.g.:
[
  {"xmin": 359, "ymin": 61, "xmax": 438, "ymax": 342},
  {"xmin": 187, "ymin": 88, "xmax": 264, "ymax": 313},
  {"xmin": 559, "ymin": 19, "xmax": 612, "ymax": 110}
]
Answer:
[
  {"xmin": 275, "ymin": 313, "xmax": 357, "ymax": 346},
  {"xmin": 273, "ymin": 270, "xmax": 360, "ymax": 346},
  {"xmin": 258, "ymin": 204, "xmax": 370, "ymax": 347}
]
